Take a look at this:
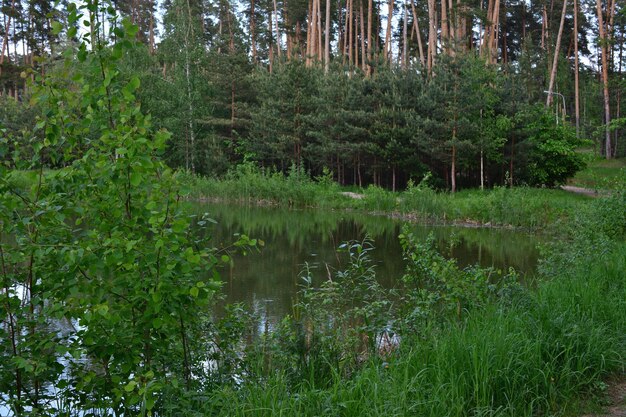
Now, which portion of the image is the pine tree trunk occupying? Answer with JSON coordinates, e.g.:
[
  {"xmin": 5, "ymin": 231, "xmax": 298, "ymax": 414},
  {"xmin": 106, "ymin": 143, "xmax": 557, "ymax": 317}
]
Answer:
[
  {"xmin": 185, "ymin": 0, "xmax": 196, "ymax": 172},
  {"xmin": 348, "ymin": 0, "xmax": 353, "ymax": 65},
  {"xmin": 402, "ymin": 1, "xmax": 408, "ymax": 68},
  {"xmin": 360, "ymin": 2, "xmax": 366, "ymax": 70},
  {"xmin": 251, "ymin": 0, "xmax": 258, "ymax": 62},
  {"xmin": 441, "ymin": 0, "xmax": 448, "ymax": 54},
  {"xmin": 318, "ymin": 0, "xmax": 323, "ymax": 61},
  {"xmin": 546, "ymin": 0, "xmax": 567, "ymax": 107},
  {"xmin": 596, "ymin": 0, "xmax": 612, "ymax": 158},
  {"xmin": 273, "ymin": 0, "xmax": 282, "ymax": 57},
  {"xmin": 325, "ymin": 0, "xmax": 331, "ymax": 71},
  {"xmin": 410, "ymin": 0, "xmax": 425, "ymax": 67},
  {"xmin": 574, "ymin": 0, "xmax": 580, "ymax": 136},
  {"xmin": 1, "ymin": 0, "xmax": 17, "ymax": 79},
  {"xmin": 383, "ymin": 0, "xmax": 394, "ymax": 63},
  {"xmin": 427, "ymin": 0, "xmax": 436, "ymax": 75},
  {"xmin": 367, "ymin": 0, "xmax": 373, "ymax": 74}
]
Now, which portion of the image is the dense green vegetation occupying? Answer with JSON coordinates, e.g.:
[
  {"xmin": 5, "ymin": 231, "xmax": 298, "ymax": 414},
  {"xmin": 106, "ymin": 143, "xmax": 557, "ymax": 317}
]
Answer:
[
  {"xmin": 2, "ymin": 0, "xmax": 625, "ymax": 190},
  {"xmin": 1, "ymin": 0, "xmax": 626, "ymax": 416},
  {"xmin": 186, "ymin": 167, "xmax": 592, "ymax": 230}
]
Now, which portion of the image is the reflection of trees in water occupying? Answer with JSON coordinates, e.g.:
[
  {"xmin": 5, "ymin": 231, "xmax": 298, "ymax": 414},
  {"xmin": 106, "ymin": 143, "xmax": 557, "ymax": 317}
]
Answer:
[{"xmin": 191, "ymin": 202, "xmax": 540, "ymax": 322}]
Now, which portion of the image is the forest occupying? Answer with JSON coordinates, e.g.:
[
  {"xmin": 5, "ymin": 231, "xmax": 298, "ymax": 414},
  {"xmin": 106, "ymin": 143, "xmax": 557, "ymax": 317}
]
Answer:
[
  {"xmin": 1, "ymin": 0, "xmax": 625, "ymax": 415},
  {"xmin": 0, "ymin": 0, "xmax": 624, "ymax": 189}
]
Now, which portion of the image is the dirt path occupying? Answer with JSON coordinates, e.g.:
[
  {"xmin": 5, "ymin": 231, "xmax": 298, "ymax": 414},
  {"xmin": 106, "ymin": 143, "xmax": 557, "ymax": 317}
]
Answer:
[
  {"xmin": 580, "ymin": 380, "xmax": 626, "ymax": 417},
  {"xmin": 560, "ymin": 185, "xmax": 611, "ymax": 197}
]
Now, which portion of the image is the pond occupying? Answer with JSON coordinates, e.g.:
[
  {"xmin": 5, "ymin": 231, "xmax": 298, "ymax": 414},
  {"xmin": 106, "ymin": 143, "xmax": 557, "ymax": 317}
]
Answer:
[{"xmin": 188, "ymin": 202, "xmax": 541, "ymax": 325}]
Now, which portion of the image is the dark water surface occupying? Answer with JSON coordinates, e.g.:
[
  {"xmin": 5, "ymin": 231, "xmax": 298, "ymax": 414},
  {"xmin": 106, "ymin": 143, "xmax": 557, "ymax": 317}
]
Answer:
[{"xmin": 188, "ymin": 202, "xmax": 540, "ymax": 323}]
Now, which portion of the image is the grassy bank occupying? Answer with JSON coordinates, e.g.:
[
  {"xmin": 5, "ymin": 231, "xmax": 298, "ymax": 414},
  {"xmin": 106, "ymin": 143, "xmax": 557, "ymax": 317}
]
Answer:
[
  {"xmin": 568, "ymin": 156, "xmax": 626, "ymax": 190},
  {"xmin": 5, "ymin": 168, "xmax": 594, "ymax": 230},
  {"xmin": 184, "ymin": 168, "xmax": 591, "ymax": 230}
]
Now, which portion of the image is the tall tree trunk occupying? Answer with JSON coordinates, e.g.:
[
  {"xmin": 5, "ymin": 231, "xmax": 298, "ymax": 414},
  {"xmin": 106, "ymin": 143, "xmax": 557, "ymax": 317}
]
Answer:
[
  {"xmin": 273, "ymin": 0, "xmax": 282, "ymax": 57},
  {"xmin": 325, "ymin": 0, "xmax": 331, "ymax": 71},
  {"xmin": 596, "ymin": 0, "xmax": 612, "ymax": 158},
  {"xmin": 402, "ymin": 1, "xmax": 408, "ymax": 68},
  {"xmin": 480, "ymin": 149, "xmax": 484, "ymax": 190},
  {"xmin": 348, "ymin": 0, "xmax": 353, "ymax": 65},
  {"xmin": 574, "ymin": 0, "xmax": 580, "ymax": 136},
  {"xmin": 410, "ymin": 0, "xmax": 425, "ymax": 66},
  {"xmin": 354, "ymin": 3, "xmax": 359, "ymax": 67},
  {"xmin": 318, "ymin": 0, "xmax": 323, "ymax": 61},
  {"xmin": 306, "ymin": 0, "xmax": 313, "ymax": 65},
  {"xmin": 451, "ymin": 144, "xmax": 456, "ymax": 192},
  {"xmin": 343, "ymin": 0, "xmax": 349, "ymax": 64},
  {"xmin": 488, "ymin": 0, "xmax": 500, "ymax": 63},
  {"xmin": 251, "ymin": 0, "xmax": 258, "ymax": 62},
  {"xmin": 546, "ymin": 0, "xmax": 567, "ymax": 107},
  {"xmin": 185, "ymin": 0, "xmax": 196, "ymax": 172},
  {"xmin": 427, "ymin": 0, "xmax": 436, "ymax": 75},
  {"xmin": 383, "ymin": 0, "xmax": 394, "ymax": 63},
  {"xmin": 367, "ymin": 0, "xmax": 373, "ymax": 74},
  {"xmin": 0, "ymin": 0, "xmax": 17, "ymax": 79},
  {"xmin": 360, "ymin": 1, "xmax": 366, "ymax": 69},
  {"xmin": 441, "ymin": 0, "xmax": 449, "ymax": 54}
]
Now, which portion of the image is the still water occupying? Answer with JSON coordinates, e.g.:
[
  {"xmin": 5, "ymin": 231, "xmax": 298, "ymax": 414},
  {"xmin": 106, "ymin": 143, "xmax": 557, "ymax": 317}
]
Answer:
[{"xmin": 189, "ymin": 203, "xmax": 540, "ymax": 323}]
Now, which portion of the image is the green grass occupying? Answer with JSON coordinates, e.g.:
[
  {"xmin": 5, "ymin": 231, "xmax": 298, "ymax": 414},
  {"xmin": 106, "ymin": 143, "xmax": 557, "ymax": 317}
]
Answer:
[
  {"xmin": 569, "ymin": 156, "xmax": 626, "ymax": 190},
  {"xmin": 185, "ymin": 170, "xmax": 592, "ymax": 231}
]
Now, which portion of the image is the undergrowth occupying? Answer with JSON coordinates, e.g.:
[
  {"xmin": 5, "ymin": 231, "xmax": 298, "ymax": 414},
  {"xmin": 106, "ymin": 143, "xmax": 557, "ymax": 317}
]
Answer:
[{"xmin": 185, "ymin": 166, "xmax": 591, "ymax": 230}]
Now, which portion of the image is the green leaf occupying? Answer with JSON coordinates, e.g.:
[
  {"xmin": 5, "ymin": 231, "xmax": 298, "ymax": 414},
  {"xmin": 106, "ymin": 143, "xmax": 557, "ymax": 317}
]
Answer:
[
  {"xmin": 130, "ymin": 172, "xmax": 142, "ymax": 187},
  {"xmin": 51, "ymin": 21, "xmax": 63, "ymax": 35},
  {"xmin": 124, "ymin": 381, "xmax": 137, "ymax": 392},
  {"xmin": 189, "ymin": 287, "xmax": 199, "ymax": 298}
]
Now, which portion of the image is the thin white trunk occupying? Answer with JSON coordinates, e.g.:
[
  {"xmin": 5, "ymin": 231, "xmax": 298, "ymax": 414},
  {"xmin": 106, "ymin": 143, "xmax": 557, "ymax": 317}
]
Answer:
[{"xmin": 546, "ymin": 0, "xmax": 567, "ymax": 107}]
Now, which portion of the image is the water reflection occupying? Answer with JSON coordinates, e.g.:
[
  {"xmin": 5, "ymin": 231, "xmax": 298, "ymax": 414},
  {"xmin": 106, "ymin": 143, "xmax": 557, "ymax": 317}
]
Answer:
[{"xmin": 187, "ymin": 202, "xmax": 540, "ymax": 323}]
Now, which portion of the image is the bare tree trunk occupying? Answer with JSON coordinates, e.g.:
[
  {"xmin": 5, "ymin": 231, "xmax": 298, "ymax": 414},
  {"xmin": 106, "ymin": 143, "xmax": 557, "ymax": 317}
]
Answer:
[
  {"xmin": 546, "ymin": 0, "xmax": 567, "ymax": 107},
  {"xmin": 410, "ymin": 0, "xmax": 425, "ymax": 66},
  {"xmin": 427, "ymin": 0, "xmax": 436, "ymax": 75},
  {"xmin": 574, "ymin": 0, "xmax": 580, "ymax": 136},
  {"xmin": 596, "ymin": 0, "xmax": 612, "ymax": 158},
  {"xmin": 367, "ymin": 0, "xmax": 373, "ymax": 74},
  {"xmin": 488, "ymin": 0, "xmax": 500, "ymax": 63},
  {"xmin": 383, "ymin": 0, "xmax": 394, "ymax": 63},
  {"xmin": 541, "ymin": 4, "xmax": 548, "ymax": 50},
  {"xmin": 343, "ymin": 0, "xmax": 349, "ymax": 64},
  {"xmin": 441, "ymin": 0, "xmax": 449, "ymax": 54},
  {"xmin": 316, "ymin": 0, "xmax": 322, "ymax": 61},
  {"xmin": 185, "ymin": 0, "xmax": 196, "ymax": 172},
  {"xmin": 451, "ymin": 144, "xmax": 456, "ymax": 192},
  {"xmin": 354, "ymin": 3, "xmax": 359, "ymax": 67},
  {"xmin": 360, "ymin": 1, "xmax": 366, "ymax": 69},
  {"xmin": 325, "ymin": 0, "xmax": 331, "ymax": 71},
  {"xmin": 251, "ymin": 0, "xmax": 258, "ymax": 62},
  {"xmin": 273, "ymin": 0, "xmax": 282, "ymax": 57},
  {"xmin": 0, "ymin": 0, "xmax": 17, "ymax": 79},
  {"xmin": 480, "ymin": 149, "xmax": 484, "ymax": 190},
  {"xmin": 348, "ymin": 0, "xmax": 353, "ymax": 65},
  {"xmin": 306, "ymin": 0, "xmax": 313, "ymax": 65},
  {"xmin": 402, "ymin": 1, "xmax": 408, "ymax": 68}
]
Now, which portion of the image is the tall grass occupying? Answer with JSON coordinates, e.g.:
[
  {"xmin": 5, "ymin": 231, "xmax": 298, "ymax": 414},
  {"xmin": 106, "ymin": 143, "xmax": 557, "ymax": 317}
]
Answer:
[
  {"xmin": 186, "ymin": 168, "xmax": 590, "ymax": 230},
  {"xmin": 202, "ymin": 240, "xmax": 625, "ymax": 416}
]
